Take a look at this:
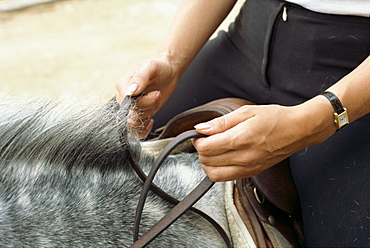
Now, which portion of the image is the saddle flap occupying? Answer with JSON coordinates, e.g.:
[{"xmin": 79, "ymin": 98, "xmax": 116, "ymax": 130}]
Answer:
[
  {"xmin": 236, "ymin": 160, "xmax": 304, "ymax": 247},
  {"xmin": 252, "ymin": 159, "xmax": 301, "ymax": 217}
]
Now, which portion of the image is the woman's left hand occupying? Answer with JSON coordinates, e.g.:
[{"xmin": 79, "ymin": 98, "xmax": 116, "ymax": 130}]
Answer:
[{"xmin": 193, "ymin": 98, "xmax": 336, "ymax": 182}]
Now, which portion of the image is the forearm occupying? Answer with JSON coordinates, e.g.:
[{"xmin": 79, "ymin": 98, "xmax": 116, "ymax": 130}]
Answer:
[
  {"xmin": 157, "ymin": 0, "xmax": 237, "ymax": 77},
  {"xmin": 297, "ymin": 55, "xmax": 370, "ymax": 147},
  {"xmin": 326, "ymin": 55, "xmax": 370, "ymax": 122}
]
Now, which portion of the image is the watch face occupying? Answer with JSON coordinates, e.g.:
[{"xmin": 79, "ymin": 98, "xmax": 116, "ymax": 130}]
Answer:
[
  {"xmin": 335, "ymin": 108, "xmax": 349, "ymax": 129},
  {"xmin": 338, "ymin": 114, "xmax": 348, "ymax": 125}
]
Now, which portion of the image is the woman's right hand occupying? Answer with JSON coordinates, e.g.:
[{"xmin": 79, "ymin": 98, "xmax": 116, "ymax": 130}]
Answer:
[
  {"xmin": 115, "ymin": 0, "xmax": 238, "ymax": 139},
  {"xmin": 116, "ymin": 55, "xmax": 179, "ymax": 139}
]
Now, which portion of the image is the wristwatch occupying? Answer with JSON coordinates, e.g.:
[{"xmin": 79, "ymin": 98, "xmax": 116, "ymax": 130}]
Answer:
[{"xmin": 320, "ymin": 91, "xmax": 349, "ymax": 130}]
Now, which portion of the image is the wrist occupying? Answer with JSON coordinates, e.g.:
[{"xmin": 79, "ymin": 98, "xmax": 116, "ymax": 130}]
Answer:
[
  {"xmin": 155, "ymin": 52, "xmax": 185, "ymax": 80},
  {"xmin": 320, "ymin": 91, "xmax": 349, "ymax": 130},
  {"xmin": 294, "ymin": 96, "xmax": 337, "ymax": 147}
]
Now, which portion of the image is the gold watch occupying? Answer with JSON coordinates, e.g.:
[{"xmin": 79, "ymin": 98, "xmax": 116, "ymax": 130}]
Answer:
[{"xmin": 320, "ymin": 91, "xmax": 349, "ymax": 130}]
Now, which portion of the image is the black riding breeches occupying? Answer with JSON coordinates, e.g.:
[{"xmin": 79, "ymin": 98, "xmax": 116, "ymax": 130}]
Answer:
[{"xmin": 152, "ymin": 0, "xmax": 370, "ymax": 246}]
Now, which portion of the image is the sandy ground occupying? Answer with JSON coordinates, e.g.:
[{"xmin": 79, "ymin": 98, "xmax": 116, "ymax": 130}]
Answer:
[{"xmin": 0, "ymin": 0, "xmax": 243, "ymax": 105}]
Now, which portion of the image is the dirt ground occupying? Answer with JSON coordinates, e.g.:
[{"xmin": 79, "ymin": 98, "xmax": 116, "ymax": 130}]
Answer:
[{"xmin": 0, "ymin": 0, "xmax": 242, "ymax": 104}]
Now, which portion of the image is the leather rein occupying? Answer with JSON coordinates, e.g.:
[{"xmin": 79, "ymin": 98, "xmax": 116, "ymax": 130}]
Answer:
[{"xmin": 120, "ymin": 96, "xmax": 232, "ymax": 248}]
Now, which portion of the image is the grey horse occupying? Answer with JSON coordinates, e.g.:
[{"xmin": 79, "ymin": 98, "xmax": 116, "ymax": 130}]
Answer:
[{"xmin": 0, "ymin": 96, "xmax": 230, "ymax": 247}]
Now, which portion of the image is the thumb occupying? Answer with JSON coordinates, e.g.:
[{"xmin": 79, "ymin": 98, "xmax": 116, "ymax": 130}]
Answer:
[
  {"xmin": 125, "ymin": 82, "xmax": 140, "ymax": 96},
  {"xmin": 125, "ymin": 60, "xmax": 156, "ymax": 96}
]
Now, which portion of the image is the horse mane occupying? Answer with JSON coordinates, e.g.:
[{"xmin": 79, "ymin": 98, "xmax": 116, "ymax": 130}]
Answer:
[
  {"xmin": 0, "ymin": 96, "xmax": 139, "ymax": 174},
  {"xmin": 0, "ymin": 95, "xmax": 229, "ymax": 247}
]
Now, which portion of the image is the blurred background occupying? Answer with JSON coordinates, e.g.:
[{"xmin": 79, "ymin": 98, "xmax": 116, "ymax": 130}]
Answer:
[{"xmin": 0, "ymin": 0, "xmax": 242, "ymax": 104}]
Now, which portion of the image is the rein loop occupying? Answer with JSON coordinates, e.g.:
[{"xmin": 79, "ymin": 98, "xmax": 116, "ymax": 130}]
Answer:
[{"xmin": 119, "ymin": 96, "xmax": 232, "ymax": 248}]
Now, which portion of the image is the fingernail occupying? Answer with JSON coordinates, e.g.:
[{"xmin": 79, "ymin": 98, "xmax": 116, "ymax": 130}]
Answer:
[
  {"xmin": 125, "ymin": 83, "xmax": 138, "ymax": 96},
  {"xmin": 146, "ymin": 119, "xmax": 154, "ymax": 129},
  {"xmin": 194, "ymin": 123, "xmax": 212, "ymax": 130}
]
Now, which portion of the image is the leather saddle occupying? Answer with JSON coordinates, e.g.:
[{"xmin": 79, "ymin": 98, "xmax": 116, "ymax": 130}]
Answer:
[{"xmin": 154, "ymin": 98, "xmax": 304, "ymax": 247}]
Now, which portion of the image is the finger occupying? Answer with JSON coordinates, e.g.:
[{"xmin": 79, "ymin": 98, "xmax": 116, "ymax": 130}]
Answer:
[
  {"xmin": 116, "ymin": 73, "xmax": 134, "ymax": 104},
  {"xmin": 126, "ymin": 91, "xmax": 161, "ymax": 138},
  {"xmin": 194, "ymin": 106, "xmax": 255, "ymax": 135},
  {"xmin": 126, "ymin": 60, "xmax": 159, "ymax": 96},
  {"xmin": 127, "ymin": 118, "xmax": 154, "ymax": 140},
  {"xmin": 138, "ymin": 119, "xmax": 154, "ymax": 139},
  {"xmin": 193, "ymin": 120, "xmax": 253, "ymax": 156},
  {"xmin": 201, "ymin": 164, "xmax": 262, "ymax": 182},
  {"xmin": 197, "ymin": 147, "xmax": 259, "ymax": 167},
  {"xmin": 127, "ymin": 112, "xmax": 152, "ymax": 131},
  {"xmin": 116, "ymin": 63, "xmax": 150, "ymax": 102},
  {"xmin": 133, "ymin": 91, "xmax": 161, "ymax": 113},
  {"xmin": 128, "ymin": 91, "xmax": 161, "ymax": 126}
]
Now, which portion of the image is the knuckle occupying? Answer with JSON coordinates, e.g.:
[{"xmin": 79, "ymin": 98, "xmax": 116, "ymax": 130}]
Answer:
[
  {"xmin": 213, "ymin": 116, "xmax": 227, "ymax": 130},
  {"xmin": 201, "ymin": 162, "xmax": 224, "ymax": 182},
  {"xmin": 236, "ymin": 153, "xmax": 251, "ymax": 165},
  {"xmin": 238, "ymin": 105, "xmax": 253, "ymax": 114},
  {"xmin": 238, "ymin": 152, "xmax": 257, "ymax": 166},
  {"xmin": 206, "ymin": 169, "xmax": 223, "ymax": 182},
  {"xmin": 143, "ymin": 59, "xmax": 158, "ymax": 74},
  {"xmin": 194, "ymin": 141, "xmax": 210, "ymax": 154},
  {"xmin": 197, "ymin": 154, "xmax": 207, "ymax": 165}
]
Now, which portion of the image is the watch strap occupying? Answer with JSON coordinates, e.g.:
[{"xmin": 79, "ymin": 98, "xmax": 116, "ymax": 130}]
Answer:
[
  {"xmin": 320, "ymin": 91, "xmax": 349, "ymax": 129},
  {"xmin": 320, "ymin": 91, "xmax": 345, "ymax": 114}
]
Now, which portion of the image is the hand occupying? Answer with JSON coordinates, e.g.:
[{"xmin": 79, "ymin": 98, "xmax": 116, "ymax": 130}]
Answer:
[
  {"xmin": 116, "ymin": 55, "xmax": 179, "ymax": 138},
  {"xmin": 193, "ymin": 98, "xmax": 336, "ymax": 182}
]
